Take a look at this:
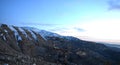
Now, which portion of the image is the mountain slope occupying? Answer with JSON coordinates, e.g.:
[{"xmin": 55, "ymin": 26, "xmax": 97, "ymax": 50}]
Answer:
[
  {"xmin": 24, "ymin": 27, "xmax": 120, "ymax": 65},
  {"xmin": 0, "ymin": 24, "xmax": 61, "ymax": 65},
  {"xmin": 0, "ymin": 24, "xmax": 120, "ymax": 65}
]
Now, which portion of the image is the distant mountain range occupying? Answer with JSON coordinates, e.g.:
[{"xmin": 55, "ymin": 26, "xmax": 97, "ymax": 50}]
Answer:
[{"xmin": 0, "ymin": 23, "xmax": 120, "ymax": 65}]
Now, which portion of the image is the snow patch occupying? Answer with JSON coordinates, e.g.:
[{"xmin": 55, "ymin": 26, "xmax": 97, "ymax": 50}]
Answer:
[
  {"xmin": 22, "ymin": 27, "xmax": 79, "ymax": 41},
  {"xmin": 23, "ymin": 27, "xmax": 40, "ymax": 32},
  {"xmin": 3, "ymin": 36, "xmax": 6, "ymax": 40},
  {"xmin": 4, "ymin": 64, "xmax": 9, "ymax": 65},
  {"xmin": 4, "ymin": 30, "xmax": 8, "ymax": 33},
  {"xmin": 18, "ymin": 27, "xmax": 28, "ymax": 37},
  {"xmin": 8, "ymin": 26, "xmax": 22, "ymax": 42},
  {"xmin": 0, "ymin": 33, "xmax": 3, "ymax": 36},
  {"xmin": 39, "ymin": 30, "xmax": 60, "ymax": 37},
  {"xmin": 27, "ymin": 29, "xmax": 37, "ymax": 40},
  {"xmin": 17, "ymin": 35, "xmax": 22, "ymax": 40},
  {"xmin": 22, "ymin": 27, "xmax": 60, "ymax": 40},
  {"xmin": 33, "ymin": 63, "xmax": 36, "ymax": 65}
]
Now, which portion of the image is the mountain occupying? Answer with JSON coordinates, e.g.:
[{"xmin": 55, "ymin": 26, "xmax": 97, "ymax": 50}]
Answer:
[
  {"xmin": 103, "ymin": 43, "xmax": 120, "ymax": 48},
  {"xmin": 0, "ymin": 24, "xmax": 120, "ymax": 65},
  {"xmin": 0, "ymin": 24, "xmax": 60, "ymax": 65},
  {"xmin": 23, "ymin": 27, "xmax": 81, "ymax": 41},
  {"xmin": 22, "ymin": 27, "xmax": 61, "ymax": 40}
]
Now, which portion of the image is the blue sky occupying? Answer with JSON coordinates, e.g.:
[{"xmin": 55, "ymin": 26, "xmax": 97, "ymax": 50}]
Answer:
[
  {"xmin": 0, "ymin": 0, "xmax": 107, "ymax": 25},
  {"xmin": 0, "ymin": 0, "xmax": 120, "ymax": 43}
]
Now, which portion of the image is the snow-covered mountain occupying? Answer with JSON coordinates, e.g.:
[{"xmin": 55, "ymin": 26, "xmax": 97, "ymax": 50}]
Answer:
[
  {"xmin": 23, "ymin": 27, "xmax": 81, "ymax": 41},
  {"xmin": 0, "ymin": 24, "xmax": 120, "ymax": 65},
  {"xmin": 22, "ymin": 27, "xmax": 60, "ymax": 40}
]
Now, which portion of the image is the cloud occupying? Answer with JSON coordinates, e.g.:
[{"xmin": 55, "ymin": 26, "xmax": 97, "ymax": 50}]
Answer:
[
  {"xmin": 108, "ymin": 0, "xmax": 120, "ymax": 10},
  {"xmin": 74, "ymin": 27, "xmax": 85, "ymax": 32},
  {"xmin": 18, "ymin": 22, "xmax": 64, "ymax": 31},
  {"xmin": 47, "ymin": 26, "xmax": 86, "ymax": 37},
  {"xmin": 20, "ymin": 22, "xmax": 59, "ymax": 27},
  {"xmin": 79, "ymin": 19, "xmax": 120, "ymax": 40}
]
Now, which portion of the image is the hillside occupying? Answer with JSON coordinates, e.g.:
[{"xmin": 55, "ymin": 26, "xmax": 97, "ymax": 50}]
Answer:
[{"xmin": 0, "ymin": 24, "xmax": 120, "ymax": 65}]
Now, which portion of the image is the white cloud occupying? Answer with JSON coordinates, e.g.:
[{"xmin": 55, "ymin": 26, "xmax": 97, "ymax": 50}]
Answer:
[
  {"xmin": 53, "ymin": 18, "xmax": 120, "ymax": 43},
  {"xmin": 79, "ymin": 19, "xmax": 120, "ymax": 40}
]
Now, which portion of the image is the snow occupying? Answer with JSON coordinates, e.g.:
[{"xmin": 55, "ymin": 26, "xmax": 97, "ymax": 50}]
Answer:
[
  {"xmin": 5, "ymin": 25, "xmax": 78, "ymax": 42},
  {"xmin": 38, "ymin": 30, "xmax": 80, "ymax": 41},
  {"xmin": 3, "ymin": 36, "xmax": 6, "ymax": 40},
  {"xmin": 39, "ymin": 30, "xmax": 60, "ymax": 37},
  {"xmin": 8, "ymin": 26, "xmax": 22, "ymax": 41},
  {"xmin": 23, "ymin": 27, "xmax": 40, "ymax": 32},
  {"xmin": 18, "ymin": 27, "xmax": 28, "ymax": 37},
  {"xmin": 38, "ymin": 30, "xmax": 61, "ymax": 40},
  {"xmin": 33, "ymin": 63, "xmax": 36, "ymax": 65},
  {"xmin": 4, "ymin": 64, "xmax": 9, "ymax": 65},
  {"xmin": 21, "ymin": 27, "xmax": 79, "ymax": 41},
  {"xmin": 27, "ymin": 29, "xmax": 37, "ymax": 40},
  {"xmin": 22, "ymin": 27, "xmax": 78, "ymax": 41},
  {"xmin": 4, "ymin": 30, "xmax": 8, "ymax": 33},
  {"xmin": 8, "ymin": 26, "xmax": 17, "ymax": 32},
  {"xmin": 18, "ymin": 35, "xmax": 22, "ymax": 40},
  {"xmin": 0, "ymin": 33, "xmax": 3, "ymax": 36},
  {"xmin": 22, "ymin": 27, "xmax": 61, "ymax": 40}
]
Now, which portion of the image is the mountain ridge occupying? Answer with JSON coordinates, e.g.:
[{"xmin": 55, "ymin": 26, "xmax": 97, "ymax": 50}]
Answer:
[{"xmin": 0, "ymin": 24, "xmax": 120, "ymax": 65}]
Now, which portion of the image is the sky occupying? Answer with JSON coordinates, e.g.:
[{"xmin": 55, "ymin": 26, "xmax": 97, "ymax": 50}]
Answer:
[{"xmin": 0, "ymin": 0, "xmax": 120, "ymax": 44}]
